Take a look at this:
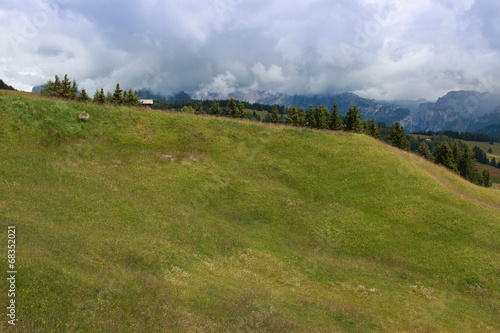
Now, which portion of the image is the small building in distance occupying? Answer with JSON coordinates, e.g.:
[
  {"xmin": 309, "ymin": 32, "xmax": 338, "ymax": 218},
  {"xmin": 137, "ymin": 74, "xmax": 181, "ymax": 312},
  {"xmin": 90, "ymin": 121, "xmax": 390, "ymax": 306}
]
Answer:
[{"xmin": 140, "ymin": 99, "xmax": 153, "ymax": 109}]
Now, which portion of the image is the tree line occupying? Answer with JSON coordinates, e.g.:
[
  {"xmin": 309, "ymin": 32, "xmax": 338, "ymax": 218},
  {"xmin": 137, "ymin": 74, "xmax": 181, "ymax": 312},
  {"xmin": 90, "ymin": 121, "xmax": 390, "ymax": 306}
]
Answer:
[
  {"xmin": 413, "ymin": 130, "xmax": 500, "ymax": 144},
  {"xmin": 40, "ymin": 74, "xmax": 141, "ymax": 106},
  {"xmin": 0, "ymin": 79, "xmax": 16, "ymax": 91}
]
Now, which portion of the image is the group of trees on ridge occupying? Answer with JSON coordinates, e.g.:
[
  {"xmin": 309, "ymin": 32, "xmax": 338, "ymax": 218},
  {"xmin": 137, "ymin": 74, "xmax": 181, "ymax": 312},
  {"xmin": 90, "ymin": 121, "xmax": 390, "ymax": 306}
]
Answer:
[
  {"xmin": 37, "ymin": 75, "xmax": 495, "ymax": 188},
  {"xmin": 0, "ymin": 79, "xmax": 16, "ymax": 91},
  {"xmin": 40, "ymin": 74, "xmax": 141, "ymax": 106}
]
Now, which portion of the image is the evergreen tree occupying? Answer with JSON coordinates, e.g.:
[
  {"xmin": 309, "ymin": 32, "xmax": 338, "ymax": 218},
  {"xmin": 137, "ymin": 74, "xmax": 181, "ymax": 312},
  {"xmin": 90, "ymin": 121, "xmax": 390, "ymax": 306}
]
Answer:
[
  {"xmin": 417, "ymin": 141, "xmax": 433, "ymax": 161},
  {"xmin": 329, "ymin": 102, "xmax": 343, "ymax": 131},
  {"xmin": 125, "ymin": 88, "xmax": 140, "ymax": 106},
  {"xmin": 316, "ymin": 105, "xmax": 330, "ymax": 129},
  {"xmin": 490, "ymin": 157, "xmax": 497, "ymax": 167},
  {"xmin": 368, "ymin": 119, "xmax": 381, "ymax": 139},
  {"xmin": 226, "ymin": 97, "xmax": 237, "ymax": 117},
  {"xmin": 61, "ymin": 74, "xmax": 72, "ymax": 99},
  {"xmin": 53, "ymin": 75, "xmax": 62, "ymax": 96},
  {"xmin": 362, "ymin": 119, "xmax": 370, "ymax": 134},
  {"xmin": 345, "ymin": 105, "xmax": 362, "ymax": 132},
  {"xmin": 270, "ymin": 104, "xmax": 280, "ymax": 123},
  {"xmin": 285, "ymin": 106, "xmax": 299, "ymax": 126},
  {"xmin": 237, "ymin": 102, "xmax": 246, "ymax": 118},
  {"xmin": 434, "ymin": 142, "xmax": 456, "ymax": 170},
  {"xmin": 457, "ymin": 145, "xmax": 477, "ymax": 181},
  {"xmin": 451, "ymin": 141, "xmax": 462, "ymax": 166},
  {"xmin": 113, "ymin": 84, "xmax": 123, "ymax": 104},
  {"xmin": 94, "ymin": 88, "xmax": 106, "ymax": 104},
  {"xmin": 481, "ymin": 169, "xmax": 493, "ymax": 187},
  {"xmin": 297, "ymin": 107, "xmax": 307, "ymax": 127},
  {"xmin": 389, "ymin": 122, "xmax": 410, "ymax": 150},
  {"xmin": 194, "ymin": 104, "xmax": 204, "ymax": 115},
  {"xmin": 305, "ymin": 105, "xmax": 316, "ymax": 128},
  {"xmin": 211, "ymin": 101, "xmax": 221, "ymax": 116},
  {"xmin": 78, "ymin": 88, "xmax": 90, "ymax": 103},
  {"xmin": 70, "ymin": 80, "xmax": 78, "ymax": 100}
]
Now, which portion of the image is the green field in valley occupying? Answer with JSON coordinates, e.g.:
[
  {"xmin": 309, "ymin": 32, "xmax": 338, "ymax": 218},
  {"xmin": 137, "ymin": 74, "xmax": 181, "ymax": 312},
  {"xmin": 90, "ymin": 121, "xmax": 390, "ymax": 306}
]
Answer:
[{"xmin": 1, "ymin": 91, "xmax": 499, "ymax": 332}]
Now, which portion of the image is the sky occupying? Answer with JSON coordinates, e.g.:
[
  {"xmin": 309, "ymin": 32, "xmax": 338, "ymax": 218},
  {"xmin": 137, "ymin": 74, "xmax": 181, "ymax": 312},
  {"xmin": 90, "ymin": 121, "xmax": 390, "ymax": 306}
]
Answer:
[{"xmin": 1, "ymin": 0, "xmax": 500, "ymax": 101}]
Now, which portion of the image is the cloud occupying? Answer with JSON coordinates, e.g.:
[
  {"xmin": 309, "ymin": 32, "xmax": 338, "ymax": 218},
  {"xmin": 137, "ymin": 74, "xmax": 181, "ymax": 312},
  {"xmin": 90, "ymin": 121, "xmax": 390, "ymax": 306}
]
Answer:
[{"xmin": 1, "ymin": 0, "xmax": 499, "ymax": 100}]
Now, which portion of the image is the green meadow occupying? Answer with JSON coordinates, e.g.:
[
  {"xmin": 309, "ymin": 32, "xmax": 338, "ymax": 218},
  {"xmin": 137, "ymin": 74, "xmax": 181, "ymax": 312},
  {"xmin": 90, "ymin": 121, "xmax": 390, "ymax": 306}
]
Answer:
[{"xmin": 0, "ymin": 91, "xmax": 499, "ymax": 332}]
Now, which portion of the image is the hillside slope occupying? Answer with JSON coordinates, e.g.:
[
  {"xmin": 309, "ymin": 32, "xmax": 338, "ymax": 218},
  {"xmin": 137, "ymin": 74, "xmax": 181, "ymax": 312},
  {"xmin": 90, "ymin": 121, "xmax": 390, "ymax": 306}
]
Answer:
[{"xmin": 0, "ymin": 91, "xmax": 499, "ymax": 332}]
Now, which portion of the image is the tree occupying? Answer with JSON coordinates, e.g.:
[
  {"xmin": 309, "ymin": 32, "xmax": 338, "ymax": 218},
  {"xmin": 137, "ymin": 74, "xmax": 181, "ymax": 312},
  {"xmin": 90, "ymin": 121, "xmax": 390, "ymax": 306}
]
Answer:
[
  {"xmin": 481, "ymin": 169, "xmax": 493, "ymax": 187},
  {"xmin": 344, "ymin": 105, "xmax": 362, "ymax": 132},
  {"xmin": 451, "ymin": 141, "xmax": 462, "ymax": 166},
  {"xmin": 194, "ymin": 104, "xmax": 204, "ymax": 115},
  {"xmin": 270, "ymin": 104, "xmax": 280, "ymax": 123},
  {"xmin": 285, "ymin": 106, "xmax": 299, "ymax": 126},
  {"xmin": 211, "ymin": 101, "xmax": 221, "ymax": 116},
  {"xmin": 417, "ymin": 141, "xmax": 433, "ymax": 161},
  {"xmin": 490, "ymin": 157, "xmax": 497, "ymax": 167},
  {"xmin": 434, "ymin": 142, "xmax": 456, "ymax": 170},
  {"xmin": 316, "ymin": 105, "xmax": 330, "ymax": 129},
  {"xmin": 329, "ymin": 102, "xmax": 343, "ymax": 131},
  {"xmin": 297, "ymin": 107, "xmax": 307, "ymax": 127},
  {"xmin": 226, "ymin": 97, "xmax": 237, "ymax": 117},
  {"xmin": 305, "ymin": 105, "xmax": 316, "ymax": 128},
  {"xmin": 488, "ymin": 148, "xmax": 493, "ymax": 154},
  {"xmin": 181, "ymin": 106, "xmax": 195, "ymax": 113},
  {"xmin": 60, "ymin": 74, "xmax": 72, "ymax": 99},
  {"xmin": 389, "ymin": 122, "xmax": 410, "ymax": 150},
  {"xmin": 457, "ymin": 146, "xmax": 477, "ymax": 182},
  {"xmin": 368, "ymin": 119, "xmax": 380, "ymax": 139},
  {"xmin": 93, "ymin": 88, "xmax": 104, "ymax": 104},
  {"xmin": 236, "ymin": 102, "xmax": 246, "ymax": 118},
  {"xmin": 125, "ymin": 88, "xmax": 140, "ymax": 106},
  {"xmin": 113, "ymin": 84, "xmax": 123, "ymax": 104},
  {"xmin": 78, "ymin": 89, "xmax": 90, "ymax": 103}
]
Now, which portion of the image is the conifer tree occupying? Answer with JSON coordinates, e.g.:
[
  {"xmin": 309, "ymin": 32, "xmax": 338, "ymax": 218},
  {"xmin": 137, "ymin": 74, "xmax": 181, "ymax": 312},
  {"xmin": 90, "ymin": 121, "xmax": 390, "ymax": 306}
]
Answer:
[
  {"xmin": 305, "ymin": 105, "xmax": 316, "ymax": 128},
  {"xmin": 285, "ymin": 106, "xmax": 299, "ymax": 126},
  {"xmin": 237, "ymin": 102, "xmax": 246, "ymax": 118},
  {"xmin": 194, "ymin": 104, "xmax": 204, "ymax": 115},
  {"xmin": 113, "ymin": 84, "xmax": 123, "ymax": 104},
  {"xmin": 417, "ymin": 141, "xmax": 433, "ymax": 161},
  {"xmin": 481, "ymin": 169, "xmax": 493, "ymax": 187},
  {"xmin": 316, "ymin": 105, "xmax": 330, "ymax": 129},
  {"xmin": 490, "ymin": 157, "xmax": 497, "ymax": 167},
  {"xmin": 70, "ymin": 80, "xmax": 78, "ymax": 100},
  {"xmin": 345, "ymin": 105, "xmax": 362, "ymax": 132},
  {"xmin": 297, "ymin": 107, "xmax": 307, "ymax": 127},
  {"xmin": 94, "ymin": 88, "xmax": 106, "ymax": 104},
  {"xmin": 270, "ymin": 104, "xmax": 280, "ymax": 123},
  {"xmin": 211, "ymin": 101, "xmax": 221, "ymax": 116},
  {"xmin": 368, "ymin": 118, "xmax": 380, "ymax": 139},
  {"xmin": 329, "ymin": 102, "xmax": 343, "ymax": 131},
  {"xmin": 227, "ymin": 97, "xmax": 237, "ymax": 117},
  {"xmin": 451, "ymin": 141, "xmax": 462, "ymax": 166},
  {"xmin": 388, "ymin": 122, "xmax": 410, "ymax": 150},
  {"xmin": 60, "ymin": 74, "xmax": 72, "ymax": 99},
  {"xmin": 78, "ymin": 88, "xmax": 90, "ymax": 103},
  {"xmin": 457, "ymin": 146, "xmax": 477, "ymax": 182}
]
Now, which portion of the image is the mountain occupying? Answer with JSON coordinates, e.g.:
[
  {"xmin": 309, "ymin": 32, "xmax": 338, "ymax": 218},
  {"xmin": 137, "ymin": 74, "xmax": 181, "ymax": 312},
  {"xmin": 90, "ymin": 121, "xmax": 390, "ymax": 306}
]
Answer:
[
  {"xmin": 412, "ymin": 91, "xmax": 500, "ymax": 132},
  {"xmin": 1, "ymin": 91, "xmax": 499, "ymax": 331},
  {"xmin": 193, "ymin": 90, "xmax": 413, "ymax": 129},
  {"xmin": 0, "ymin": 79, "xmax": 16, "ymax": 91}
]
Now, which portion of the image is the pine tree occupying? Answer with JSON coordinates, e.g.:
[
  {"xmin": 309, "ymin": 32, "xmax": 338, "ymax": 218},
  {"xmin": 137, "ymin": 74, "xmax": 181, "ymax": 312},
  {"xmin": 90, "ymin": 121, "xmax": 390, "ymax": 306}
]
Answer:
[
  {"xmin": 417, "ymin": 141, "xmax": 433, "ymax": 161},
  {"xmin": 60, "ymin": 74, "xmax": 72, "ymax": 99},
  {"xmin": 451, "ymin": 141, "xmax": 462, "ymax": 166},
  {"xmin": 113, "ymin": 84, "xmax": 123, "ymax": 104},
  {"xmin": 481, "ymin": 169, "xmax": 493, "ymax": 187},
  {"xmin": 345, "ymin": 105, "xmax": 362, "ymax": 132},
  {"xmin": 305, "ymin": 105, "xmax": 316, "ymax": 128},
  {"xmin": 329, "ymin": 102, "xmax": 343, "ymax": 131},
  {"xmin": 270, "ymin": 105, "xmax": 280, "ymax": 123},
  {"xmin": 70, "ymin": 80, "xmax": 78, "ymax": 100},
  {"xmin": 211, "ymin": 101, "xmax": 221, "ymax": 116},
  {"xmin": 297, "ymin": 107, "xmax": 307, "ymax": 127},
  {"xmin": 362, "ymin": 119, "xmax": 369, "ymax": 134},
  {"xmin": 389, "ymin": 122, "xmax": 410, "ymax": 150},
  {"xmin": 316, "ymin": 105, "xmax": 330, "ymax": 129},
  {"xmin": 227, "ymin": 97, "xmax": 237, "ymax": 117},
  {"xmin": 368, "ymin": 119, "xmax": 380, "ymax": 139},
  {"xmin": 490, "ymin": 157, "xmax": 497, "ymax": 167},
  {"xmin": 78, "ymin": 89, "xmax": 90, "ymax": 102},
  {"xmin": 237, "ymin": 102, "xmax": 246, "ymax": 118},
  {"xmin": 434, "ymin": 142, "xmax": 455, "ymax": 170},
  {"xmin": 94, "ymin": 88, "xmax": 106, "ymax": 104},
  {"xmin": 194, "ymin": 104, "xmax": 204, "ymax": 115},
  {"xmin": 285, "ymin": 106, "xmax": 299, "ymax": 126},
  {"xmin": 457, "ymin": 145, "xmax": 477, "ymax": 181}
]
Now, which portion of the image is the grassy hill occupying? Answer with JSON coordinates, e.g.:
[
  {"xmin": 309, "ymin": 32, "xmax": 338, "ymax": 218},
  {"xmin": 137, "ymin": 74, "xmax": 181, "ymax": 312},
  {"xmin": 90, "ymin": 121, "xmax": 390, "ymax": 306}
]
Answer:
[{"xmin": 1, "ymin": 90, "xmax": 499, "ymax": 332}]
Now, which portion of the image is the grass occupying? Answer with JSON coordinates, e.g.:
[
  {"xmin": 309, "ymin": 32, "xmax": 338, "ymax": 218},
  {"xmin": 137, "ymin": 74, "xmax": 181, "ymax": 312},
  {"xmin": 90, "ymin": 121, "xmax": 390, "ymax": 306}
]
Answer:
[{"xmin": 1, "ymin": 90, "xmax": 499, "ymax": 332}]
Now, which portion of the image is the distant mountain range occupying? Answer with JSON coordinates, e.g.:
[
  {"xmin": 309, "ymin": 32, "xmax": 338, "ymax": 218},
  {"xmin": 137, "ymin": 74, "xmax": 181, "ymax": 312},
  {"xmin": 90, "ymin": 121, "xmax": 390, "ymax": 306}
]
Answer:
[{"xmin": 191, "ymin": 90, "xmax": 500, "ymax": 136}]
